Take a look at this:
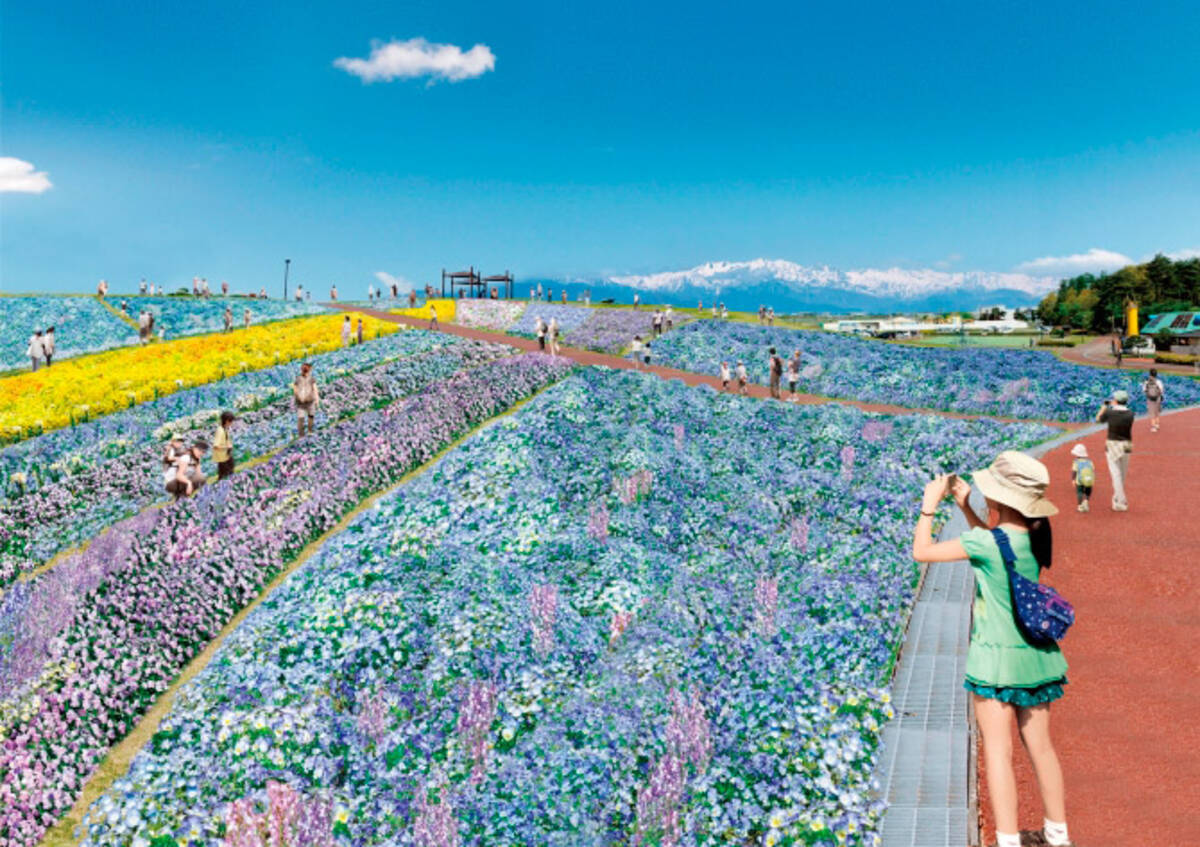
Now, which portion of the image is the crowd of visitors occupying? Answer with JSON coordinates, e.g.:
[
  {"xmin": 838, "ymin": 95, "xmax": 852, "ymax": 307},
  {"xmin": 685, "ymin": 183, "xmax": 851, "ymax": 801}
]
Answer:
[{"xmin": 25, "ymin": 327, "xmax": 55, "ymax": 371}]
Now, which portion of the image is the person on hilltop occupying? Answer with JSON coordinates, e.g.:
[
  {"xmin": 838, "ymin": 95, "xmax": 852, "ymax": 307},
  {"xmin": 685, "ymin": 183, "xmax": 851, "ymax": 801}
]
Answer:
[
  {"xmin": 27, "ymin": 330, "xmax": 45, "ymax": 372},
  {"xmin": 664, "ymin": 304, "xmax": 674, "ymax": 330},
  {"xmin": 341, "ymin": 315, "xmax": 352, "ymax": 347},
  {"xmin": 561, "ymin": 290, "xmax": 567, "ymax": 305},
  {"xmin": 293, "ymin": 363, "xmax": 319, "ymax": 438},
  {"xmin": 368, "ymin": 283, "xmax": 376, "ymax": 302},
  {"xmin": 633, "ymin": 292, "xmax": 640, "ymax": 310},
  {"xmin": 223, "ymin": 306, "xmax": 233, "ymax": 333},
  {"xmin": 912, "ymin": 454, "xmax": 1072, "ymax": 847},
  {"xmin": 43, "ymin": 326, "xmax": 55, "ymax": 367},
  {"xmin": 330, "ymin": 284, "xmax": 339, "ymax": 302},
  {"xmin": 258, "ymin": 286, "xmax": 267, "ymax": 299},
  {"xmin": 1142, "ymin": 368, "xmax": 1165, "ymax": 432},
  {"xmin": 1069, "ymin": 443, "xmax": 1094, "ymax": 513},
  {"xmin": 767, "ymin": 347, "xmax": 784, "ymax": 399},
  {"xmin": 1095, "ymin": 389, "xmax": 1134, "ymax": 511},
  {"xmin": 428, "ymin": 302, "xmax": 440, "ymax": 330},
  {"xmin": 767, "ymin": 307, "xmax": 776, "ymax": 326},
  {"xmin": 139, "ymin": 279, "xmax": 147, "ymax": 295},
  {"xmin": 212, "ymin": 411, "xmax": 237, "ymax": 481},
  {"xmin": 166, "ymin": 439, "xmax": 209, "ymax": 500},
  {"xmin": 222, "ymin": 280, "xmax": 229, "ymax": 296}
]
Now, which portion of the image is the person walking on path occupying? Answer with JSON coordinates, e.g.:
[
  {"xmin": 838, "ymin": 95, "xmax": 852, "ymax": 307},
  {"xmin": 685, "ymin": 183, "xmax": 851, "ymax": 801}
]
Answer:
[
  {"xmin": 26, "ymin": 331, "xmax": 45, "ymax": 372},
  {"xmin": 293, "ymin": 363, "xmax": 319, "ymax": 438},
  {"xmin": 166, "ymin": 440, "xmax": 209, "ymax": 500},
  {"xmin": 633, "ymin": 293, "xmax": 640, "ymax": 310},
  {"xmin": 642, "ymin": 338, "xmax": 652, "ymax": 368},
  {"xmin": 212, "ymin": 411, "xmax": 237, "ymax": 481},
  {"xmin": 767, "ymin": 347, "xmax": 784, "ymax": 399},
  {"xmin": 221, "ymin": 280, "xmax": 229, "ymax": 296},
  {"xmin": 243, "ymin": 307, "xmax": 252, "ymax": 329},
  {"xmin": 357, "ymin": 317, "xmax": 364, "ymax": 345},
  {"xmin": 630, "ymin": 336, "xmax": 644, "ymax": 370},
  {"xmin": 43, "ymin": 327, "xmax": 55, "ymax": 367},
  {"xmin": 912, "ymin": 454, "xmax": 1072, "ymax": 847},
  {"xmin": 720, "ymin": 361, "xmax": 731, "ymax": 391},
  {"xmin": 735, "ymin": 360, "xmax": 748, "ymax": 395},
  {"xmin": 1096, "ymin": 389, "xmax": 1134, "ymax": 511},
  {"xmin": 536, "ymin": 317, "xmax": 547, "ymax": 351},
  {"xmin": 429, "ymin": 302, "xmax": 439, "ymax": 330},
  {"xmin": 548, "ymin": 317, "xmax": 561, "ymax": 356},
  {"xmin": 223, "ymin": 306, "xmax": 233, "ymax": 333},
  {"xmin": 1069, "ymin": 443, "xmax": 1094, "ymax": 513},
  {"xmin": 1142, "ymin": 368, "xmax": 1164, "ymax": 432},
  {"xmin": 786, "ymin": 355, "xmax": 799, "ymax": 401},
  {"xmin": 665, "ymin": 305, "xmax": 674, "ymax": 330}
]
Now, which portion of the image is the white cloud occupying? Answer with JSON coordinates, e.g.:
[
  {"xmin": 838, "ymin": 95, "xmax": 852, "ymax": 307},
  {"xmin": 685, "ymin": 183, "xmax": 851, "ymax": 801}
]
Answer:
[
  {"xmin": 1014, "ymin": 248, "xmax": 1132, "ymax": 276},
  {"xmin": 374, "ymin": 271, "xmax": 414, "ymax": 291},
  {"xmin": 1165, "ymin": 248, "xmax": 1200, "ymax": 261},
  {"xmin": 335, "ymin": 38, "xmax": 495, "ymax": 83},
  {"xmin": 0, "ymin": 157, "xmax": 52, "ymax": 194}
]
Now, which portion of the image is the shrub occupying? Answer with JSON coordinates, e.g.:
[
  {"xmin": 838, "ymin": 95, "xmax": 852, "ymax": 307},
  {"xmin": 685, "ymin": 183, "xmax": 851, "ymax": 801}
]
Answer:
[
  {"xmin": 1035, "ymin": 339, "xmax": 1077, "ymax": 348},
  {"xmin": 1154, "ymin": 352, "xmax": 1200, "ymax": 365}
]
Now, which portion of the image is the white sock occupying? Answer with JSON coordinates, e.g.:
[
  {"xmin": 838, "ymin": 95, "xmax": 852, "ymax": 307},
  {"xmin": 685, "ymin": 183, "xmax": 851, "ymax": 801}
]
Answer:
[
  {"xmin": 1044, "ymin": 818, "xmax": 1070, "ymax": 845},
  {"xmin": 996, "ymin": 833, "xmax": 1020, "ymax": 847}
]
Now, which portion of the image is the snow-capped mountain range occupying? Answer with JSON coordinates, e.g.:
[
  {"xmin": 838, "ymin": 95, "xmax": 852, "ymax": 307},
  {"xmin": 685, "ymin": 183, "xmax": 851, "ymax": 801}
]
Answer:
[{"xmin": 535, "ymin": 259, "xmax": 1059, "ymax": 314}]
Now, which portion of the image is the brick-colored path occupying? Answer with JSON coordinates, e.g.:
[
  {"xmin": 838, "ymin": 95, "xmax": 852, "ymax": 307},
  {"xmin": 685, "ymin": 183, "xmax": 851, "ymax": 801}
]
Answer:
[
  {"xmin": 977, "ymin": 407, "xmax": 1200, "ymax": 847},
  {"xmin": 1054, "ymin": 335, "xmax": 1199, "ymax": 376},
  {"xmin": 331, "ymin": 305, "xmax": 1082, "ymax": 430}
]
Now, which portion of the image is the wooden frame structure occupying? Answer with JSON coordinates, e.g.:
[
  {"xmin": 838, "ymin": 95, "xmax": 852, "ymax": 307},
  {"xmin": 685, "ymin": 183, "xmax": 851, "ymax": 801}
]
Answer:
[{"xmin": 482, "ymin": 271, "xmax": 514, "ymax": 299}]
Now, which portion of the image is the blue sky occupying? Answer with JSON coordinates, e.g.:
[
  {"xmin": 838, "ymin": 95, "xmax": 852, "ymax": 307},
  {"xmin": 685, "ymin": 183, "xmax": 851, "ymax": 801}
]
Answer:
[{"xmin": 2, "ymin": 0, "xmax": 1199, "ymax": 294}]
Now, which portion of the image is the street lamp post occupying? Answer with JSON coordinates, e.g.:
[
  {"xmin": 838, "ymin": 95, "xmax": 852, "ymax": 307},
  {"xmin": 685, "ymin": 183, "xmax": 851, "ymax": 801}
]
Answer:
[{"xmin": 283, "ymin": 258, "xmax": 291, "ymax": 301}]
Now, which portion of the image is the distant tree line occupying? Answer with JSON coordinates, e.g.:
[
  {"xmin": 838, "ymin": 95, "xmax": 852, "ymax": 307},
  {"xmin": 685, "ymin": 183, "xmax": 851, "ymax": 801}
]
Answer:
[{"xmin": 1036, "ymin": 254, "xmax": 1200, "ymax": 332}]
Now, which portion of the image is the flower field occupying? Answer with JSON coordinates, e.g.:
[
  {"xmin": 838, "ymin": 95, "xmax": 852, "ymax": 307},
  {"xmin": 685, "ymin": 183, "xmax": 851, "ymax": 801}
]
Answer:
[
  {"xmin": 129, "ymin": 297, "xmax": 327, "ymax": 339},
  {"xmin": 506, "ymin": 302, "xmax": 593, "ymax": 338},
  {"xmin": 65, "ymin": 369, "xmax": 1056, "ymax": 847},
  {"xmin": 454, "ymin": 300, "xmax": 526, "ymax": 332},
  {"xmin": 0, "ymin": 334, "xmax": 510, "ymax": 587},
  {"xmin": 0, "ymin": 353, "xmax": 572, "ymax": 846},
  {"xmin": 0, "ymin": 297, "xmax": 138, "ymax": 371},
  {"xmin": 563, "ymin": 307, "xmax": 692, "ymax": 354},
  {"xmin": 390, "ymin": 300, "xmax": 457, "ymax": 323},
  {"xmin": 653, "ymin": 321, "xmax": 1200, "ymax": 420},
  {"xmin": 0, "ymin": 313, "xmax": 398, "ymax": 443}
]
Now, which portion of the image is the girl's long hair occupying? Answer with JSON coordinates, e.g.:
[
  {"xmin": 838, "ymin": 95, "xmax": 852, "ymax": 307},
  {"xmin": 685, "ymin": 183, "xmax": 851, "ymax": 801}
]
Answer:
[{"xmin": 1026, "ymin": 516, "xmax": 1053, "ymax": 570}]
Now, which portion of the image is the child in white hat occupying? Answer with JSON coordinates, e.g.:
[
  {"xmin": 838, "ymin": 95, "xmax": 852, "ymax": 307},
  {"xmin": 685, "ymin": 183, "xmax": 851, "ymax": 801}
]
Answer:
[{"xmin": 1069, "ymin": 444, "xmax": 1094, "ymax": 513}]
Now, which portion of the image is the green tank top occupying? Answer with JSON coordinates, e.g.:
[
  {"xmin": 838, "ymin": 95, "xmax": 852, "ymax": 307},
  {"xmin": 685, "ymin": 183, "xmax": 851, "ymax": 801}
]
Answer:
[{"xmin": 960, "ymin": 527, "xmax": 1068, "ymax": 688}]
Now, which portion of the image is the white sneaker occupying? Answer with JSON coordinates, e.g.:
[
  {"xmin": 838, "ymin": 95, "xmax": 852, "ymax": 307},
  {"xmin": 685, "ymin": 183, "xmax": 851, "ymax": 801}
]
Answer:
[{"xmin": 1081, "ymin": 501, "xmax": 1089, "ymax": 513}]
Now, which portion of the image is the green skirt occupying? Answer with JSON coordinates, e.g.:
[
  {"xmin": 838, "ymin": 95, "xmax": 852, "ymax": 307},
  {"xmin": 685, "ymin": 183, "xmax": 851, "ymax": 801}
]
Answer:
[{"xmin": 964, "ymin": 676, "xmax": 1067, "ymax": 707}]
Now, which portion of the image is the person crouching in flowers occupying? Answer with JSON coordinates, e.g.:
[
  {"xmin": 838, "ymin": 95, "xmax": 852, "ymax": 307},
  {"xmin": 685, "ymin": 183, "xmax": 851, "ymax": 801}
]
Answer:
[
  {"xmin": 165, "ymin": 440, "xmax": 209, "ymax": 501},
  {"xmin": 912, "ymin": 452, "xmax": 1073, "ymax": 847}
]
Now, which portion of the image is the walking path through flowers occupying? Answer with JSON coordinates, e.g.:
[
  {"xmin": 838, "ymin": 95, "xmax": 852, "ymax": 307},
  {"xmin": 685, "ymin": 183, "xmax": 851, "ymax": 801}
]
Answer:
[
  {"xmin": 1055, "ymin": 335, "xmax": 1199, "ymax": 376},
  {"xmin": 330, "ymin": 305, "xmax": 1086, "ymax": 431},
  {"xmin": 979, "ymin": 407, "xmax": 1200, "ymax": 847}
]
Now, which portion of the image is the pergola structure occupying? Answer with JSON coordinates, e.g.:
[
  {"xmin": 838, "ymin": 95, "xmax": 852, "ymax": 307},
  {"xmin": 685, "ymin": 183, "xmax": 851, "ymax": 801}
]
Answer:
[
  {"xmin": 441, "ymin": 267, "xmax": 515, "ymax": 298},
  {"xmin": 441, "ymin": 267, "xmax": 482, "ymax": 298},
  {"xmin": 482, "ymin": 271, "xmax": 514, "ymax": 299}
]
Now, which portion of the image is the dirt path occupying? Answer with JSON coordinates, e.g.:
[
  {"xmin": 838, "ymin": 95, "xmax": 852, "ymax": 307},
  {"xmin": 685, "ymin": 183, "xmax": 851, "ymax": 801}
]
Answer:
[
  {"xmin": 976, "ymin": 407, "xmax": 1200, "ymax": 847},
  {"xmin": 329, "ymin": 304, "xmax": 1085, "ymax": 431}
]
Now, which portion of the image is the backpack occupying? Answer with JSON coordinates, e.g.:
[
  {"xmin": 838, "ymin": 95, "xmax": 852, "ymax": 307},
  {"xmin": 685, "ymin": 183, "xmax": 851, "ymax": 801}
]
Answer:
[
  {"xmin": 1075, "ymin": 459, "xmax": 1094, "ymax": 488},
  {"xmin": 1145, "ymin": 379, "xmax": 1162, "ymax": 401},
  {"xmin": 991, "ymin": 528, "xmax": 1075, "ymax": 646}
]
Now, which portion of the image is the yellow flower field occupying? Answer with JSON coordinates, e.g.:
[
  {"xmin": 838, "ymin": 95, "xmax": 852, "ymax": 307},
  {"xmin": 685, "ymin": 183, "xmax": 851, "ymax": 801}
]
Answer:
[
  {"xmin": 390, "ymin": 298, "xmax": 456, "ymax": 323},
  {"xmin": 0, "ymin": 313, "xmax": 397, "ymax": 443}
]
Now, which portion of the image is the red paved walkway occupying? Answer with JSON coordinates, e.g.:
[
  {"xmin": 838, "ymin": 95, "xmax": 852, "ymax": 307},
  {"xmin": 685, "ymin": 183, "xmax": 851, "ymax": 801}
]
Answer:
[
  {"xmin": 1054, "ymin": 335, "xmax": 1199, "ymax": 376},
  {"xmin": 977, "ymin": 407, "xmax": 1200, "ymax": 847},
  {"xmin": 331, "ymin": 304, "xmax": 1081, "ymax": 430}
]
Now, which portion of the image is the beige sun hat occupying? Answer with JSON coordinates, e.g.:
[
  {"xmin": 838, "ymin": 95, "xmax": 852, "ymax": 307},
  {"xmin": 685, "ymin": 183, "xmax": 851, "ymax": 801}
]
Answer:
[{"xmin": 970, "ymin": 450, "xmax": 1058, "ymax": 518}]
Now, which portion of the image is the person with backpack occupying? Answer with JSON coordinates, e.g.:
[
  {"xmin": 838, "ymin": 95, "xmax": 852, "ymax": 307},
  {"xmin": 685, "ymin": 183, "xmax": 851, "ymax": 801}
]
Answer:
[
  {"xmin": 1069, "ymin": 443, "xmax": 1094, "ymax": 513},
  {"xmin": 1143, "ymin": 368, "xmax": 1164, "ymax": 432},
  {"xmin": 767, "ymin": 347, "xmax": 784, "ymax": 399},
  {"xmin": 293, "ymin": 363, "xmax": 319, "ymax": 438},
  {"xmin": 1096, "ymin": 389, "xmax": 1134, "ymax": 511},
  {"xmin": 912, "ymin": 453, "xmax": 1072, "ymax": 847}
]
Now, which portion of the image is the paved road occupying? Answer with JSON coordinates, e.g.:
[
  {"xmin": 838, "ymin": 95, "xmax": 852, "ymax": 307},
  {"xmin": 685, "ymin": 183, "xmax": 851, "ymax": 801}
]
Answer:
[{"xmin": 1054, "ymin": 335, "xmax": 1199, "ymax": 376}]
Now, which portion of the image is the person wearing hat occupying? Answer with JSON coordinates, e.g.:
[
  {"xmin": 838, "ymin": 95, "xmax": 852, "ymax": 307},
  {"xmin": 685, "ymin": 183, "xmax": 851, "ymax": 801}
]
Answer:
[
  {"xmin": 1095, "ymin": 389, "xmax": 1134, "ymax": 511},
  {"xmin": 1069, "ymin": 443, "xmax": 1095, "ymax": 513},
  {"xmin": 912, "ymin": 452, "xmax": 1072, "ymax": 847},
  {"xmin": 165, "ymin": 440, "xmax": 209, "ymax": 500},
  {"xmin": 212, "ymin": 411, "xmax": 237, "ymax": 480}
]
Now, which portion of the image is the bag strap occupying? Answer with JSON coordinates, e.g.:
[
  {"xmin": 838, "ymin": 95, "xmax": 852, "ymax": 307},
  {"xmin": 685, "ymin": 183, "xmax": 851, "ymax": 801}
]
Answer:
[{"xmin": 989, "ymin": 527, "xmax": 1018, "ymax": 576}]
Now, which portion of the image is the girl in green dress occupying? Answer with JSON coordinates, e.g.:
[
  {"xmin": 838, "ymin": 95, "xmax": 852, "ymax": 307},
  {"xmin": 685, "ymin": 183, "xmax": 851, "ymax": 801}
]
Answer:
[{"xmin": 912, "ymin": 451, "xmax": 1073, "ymax": 847}]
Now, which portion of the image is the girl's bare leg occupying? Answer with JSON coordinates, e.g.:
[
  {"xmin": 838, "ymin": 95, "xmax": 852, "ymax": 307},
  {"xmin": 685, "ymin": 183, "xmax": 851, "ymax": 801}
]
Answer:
[
  {"xmin": 1017, "ymin": 703, "xmax": 1066, "ymax": 823},
  {"xmin": 975, "ymin": 695, "xmax": 1019, "ymax": 835}
]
